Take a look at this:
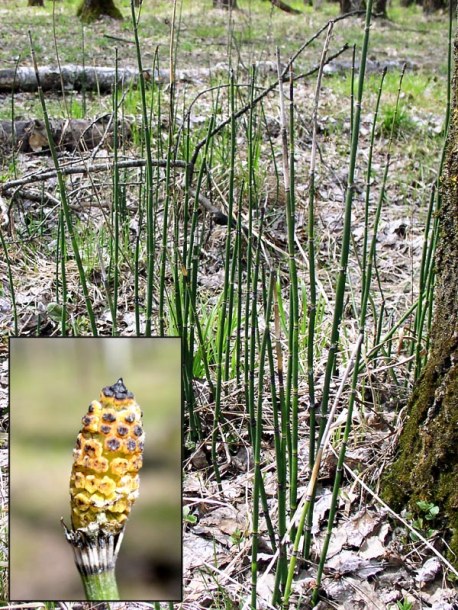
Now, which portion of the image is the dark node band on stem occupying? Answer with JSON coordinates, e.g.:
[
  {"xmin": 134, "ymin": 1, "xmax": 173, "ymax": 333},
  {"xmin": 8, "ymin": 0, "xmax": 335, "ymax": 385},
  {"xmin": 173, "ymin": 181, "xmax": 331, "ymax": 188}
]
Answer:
[{"xmin": 61, "ymin": 518, "xmax": 124, "ymax": 576}]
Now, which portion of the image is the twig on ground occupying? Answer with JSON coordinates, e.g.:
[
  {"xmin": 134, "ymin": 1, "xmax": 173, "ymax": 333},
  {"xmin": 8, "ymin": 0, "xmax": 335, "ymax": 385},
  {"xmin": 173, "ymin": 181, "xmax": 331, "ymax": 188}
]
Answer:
[{"xmin": 0, "ymin": 158, "xmax": 188, "ymax": 196}]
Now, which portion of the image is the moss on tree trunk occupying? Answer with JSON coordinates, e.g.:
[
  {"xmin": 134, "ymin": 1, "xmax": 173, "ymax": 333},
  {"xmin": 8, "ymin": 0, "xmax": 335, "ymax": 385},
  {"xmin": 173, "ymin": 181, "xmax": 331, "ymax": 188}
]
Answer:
[
  {"xmin": 381, "ymin": 36, "xmax": 458, "ymax": 567},
  {"xmin": 77, "ymin": 0, "xmax": 122, "ymax": 23}
]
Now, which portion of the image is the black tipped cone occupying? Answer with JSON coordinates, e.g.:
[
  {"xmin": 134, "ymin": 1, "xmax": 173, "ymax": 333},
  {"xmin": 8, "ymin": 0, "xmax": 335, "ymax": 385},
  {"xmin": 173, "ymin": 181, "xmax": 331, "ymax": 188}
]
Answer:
[{"xmin": 102, "ymin": 378, "xmax": 134, "ymax": 400}]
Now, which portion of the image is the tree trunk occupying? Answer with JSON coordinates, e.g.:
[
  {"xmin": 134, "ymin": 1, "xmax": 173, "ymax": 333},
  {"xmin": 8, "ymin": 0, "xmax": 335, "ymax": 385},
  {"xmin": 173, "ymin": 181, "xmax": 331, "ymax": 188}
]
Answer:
[
  {"xmin": 422, "ymin": 0, "xmax": 447, "ymax": 11},
  {"xmin": 213, "ymin": 0, "xmax": 237, "ymax": 8},
  {"xmin": 28, "ymin": 0, "xmax": 44, "ymax": 5},
  {"xmin": 269, "ymin": 0, "xmax": 302, "ymax": 13},
  {"xmin": 381, "ymin": 36, "xmax": 458, "ymax": 567},
  {"xmin": 340, "ymin": 0, "xmax": 365, "ymax": 13},
  {"xmin": 77, "ymin": 0, "xmax": 123, "ymax": 23},
  {"xmin": 374, "ymin": 0, "xmax": 387, "ymax": 16}
]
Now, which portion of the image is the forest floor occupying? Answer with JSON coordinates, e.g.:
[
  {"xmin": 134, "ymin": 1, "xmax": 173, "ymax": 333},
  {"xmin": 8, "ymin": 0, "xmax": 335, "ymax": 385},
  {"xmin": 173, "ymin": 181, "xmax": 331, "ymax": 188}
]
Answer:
[{"xmin": 0, "ymin": 0, "xmax": 457, "ymax": 608}]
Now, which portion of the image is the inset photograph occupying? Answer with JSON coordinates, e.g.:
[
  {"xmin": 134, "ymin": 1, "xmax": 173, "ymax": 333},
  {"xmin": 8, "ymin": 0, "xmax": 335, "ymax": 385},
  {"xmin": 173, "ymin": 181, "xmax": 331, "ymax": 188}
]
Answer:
[{"xmin": 9, "ymin": 337, "xmax": 182, "ymax": 602}]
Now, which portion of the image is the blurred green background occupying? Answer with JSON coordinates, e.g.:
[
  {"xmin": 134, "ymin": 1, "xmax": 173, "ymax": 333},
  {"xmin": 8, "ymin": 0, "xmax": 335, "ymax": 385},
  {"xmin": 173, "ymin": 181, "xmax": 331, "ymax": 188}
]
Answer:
[{"xmin": 10, "ymin": 337, "xmax": 182, "ymax": 601}]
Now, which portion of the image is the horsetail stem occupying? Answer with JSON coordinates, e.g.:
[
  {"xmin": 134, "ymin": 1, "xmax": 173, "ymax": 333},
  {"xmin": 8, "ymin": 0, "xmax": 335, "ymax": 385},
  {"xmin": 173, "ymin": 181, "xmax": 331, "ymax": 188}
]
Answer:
[
  {"xmin": 314, "ymin": 60, "xmax": 396, "ymax": 604},
  {"xmin": 131, "ymin": 0, "xmax": 155, "ymax": 336},
  {"xmin": 63, "ymin": 379, "xmax": 144, "ymax": 600},
  {"xmin": 318, "ymin": 0, "xmax": 373, "ymax": 443},
  {"xmin": 277, "ymin": 51, "xmax": 299, "ymax": 531},
  {"xmin": 303, "ymin": 23, "xmax": 333, "ymax": 560},
  {"xmin": 112, "ymin": 47, "xmax": 120, "ymax": 336},
  {"xmin": 29, "ymin": 32, "xmax": 97, "ymax": 336}
]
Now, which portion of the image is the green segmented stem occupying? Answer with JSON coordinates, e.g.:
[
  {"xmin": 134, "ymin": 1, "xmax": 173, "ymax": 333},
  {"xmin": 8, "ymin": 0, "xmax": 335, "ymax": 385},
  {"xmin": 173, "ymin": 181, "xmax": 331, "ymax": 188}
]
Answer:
[
  {"xmin": 81, "ymin": 568, "xmax": 120, "ymax": 601},
  {"xmin": 29, "ymin": 32, "xmax": 97, "ymax": 336}
]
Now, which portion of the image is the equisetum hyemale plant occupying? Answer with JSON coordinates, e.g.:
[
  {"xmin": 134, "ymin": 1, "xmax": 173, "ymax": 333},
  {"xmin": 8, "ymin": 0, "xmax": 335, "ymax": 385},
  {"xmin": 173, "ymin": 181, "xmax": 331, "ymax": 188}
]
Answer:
[{"xmin": 62, "ymin": 379, "xmax": 144, "ymax": 600}]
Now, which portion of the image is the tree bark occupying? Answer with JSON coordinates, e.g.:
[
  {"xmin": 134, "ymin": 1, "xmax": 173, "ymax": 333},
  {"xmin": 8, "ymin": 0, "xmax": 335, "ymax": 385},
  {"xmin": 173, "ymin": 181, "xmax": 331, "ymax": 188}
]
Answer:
[
  {"xmin": 374, "ymin": 0, "xmax": 387, "ymax": 16},
  {"xmin": 77, "ymin": 0, "xmax": 123, "ymax": 23},
  {"xmin": 340, "ymin": 0, "xmax": 365, "ymax": 13},
  {"xmin": 269, "ymin": 0, "xmax": 302, "ymax": 13},
  {"xmin": 422, "ymin": 0, "xmax": 447, "ymax": 12},
  {"xmin": 381, "ymin": 35, "xmax": 458, "ymax": 567}
]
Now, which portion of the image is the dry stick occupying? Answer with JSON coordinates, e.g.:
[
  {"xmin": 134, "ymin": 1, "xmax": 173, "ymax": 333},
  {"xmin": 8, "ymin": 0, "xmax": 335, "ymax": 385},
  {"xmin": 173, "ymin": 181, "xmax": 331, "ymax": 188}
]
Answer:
[
  {"xmin": 187, "ymin": 187, "xmax": 234, "ymax": 224},
  {"xmin": 180, "ymin": 41, "xmax": 349, "ymax": 139},
  {"xmin": 187, "ymin": 38, "xmax": 351, "ymax": 182},
  {"xmin": 173, "ymin": 48, "xmax": 347, "ymax": 162},
  {"xmin": 282, "ymin": 332, "xmax": 364, "ymax": 607},
  {"xmin": 256, "ymin": 334, "xmax": 364, "ymax": 593},
  {"xmin": 186, "ymin": 8, "xmax": 368, "ymax": 174},
  {"xmin": 0, "ymin": 158, "xmax": 188, "ymax": 195}
]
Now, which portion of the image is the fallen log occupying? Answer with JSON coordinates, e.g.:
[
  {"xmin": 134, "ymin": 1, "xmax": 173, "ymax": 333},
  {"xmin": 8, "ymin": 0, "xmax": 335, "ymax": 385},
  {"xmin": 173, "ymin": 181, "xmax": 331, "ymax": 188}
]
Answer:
[
  {"xmin": 0, "ymin": 117, "xmax": 131, "ymax": 153},
  {"xmin": 0, "ymin": 64, "xmax": 219, "ymax": 94},
  {"xmin": 0, "ymin": 65, "xmax": 156, "ymax": 93},
  {"xmin": 322, "ymin": 58, "xmax": 418, "ymax": 75},
  {"xmin": 0, "ymin": 60, "xmax": 292, "ymax": 94}
]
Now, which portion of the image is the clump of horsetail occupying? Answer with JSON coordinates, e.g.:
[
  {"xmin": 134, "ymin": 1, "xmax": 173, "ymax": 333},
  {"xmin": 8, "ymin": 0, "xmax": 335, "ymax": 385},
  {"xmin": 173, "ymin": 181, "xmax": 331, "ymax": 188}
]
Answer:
[
  {"xmin": 63, "ymin": 379, "xmax": 144, "ymax": 600},
  {"xmin": 28, "ymin": 32, "xmax": 98, "ymax": 336}
]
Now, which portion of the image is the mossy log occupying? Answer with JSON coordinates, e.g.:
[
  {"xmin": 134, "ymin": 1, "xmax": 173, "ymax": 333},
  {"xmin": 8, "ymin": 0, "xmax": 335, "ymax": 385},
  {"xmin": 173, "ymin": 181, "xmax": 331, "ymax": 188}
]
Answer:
[{"xmin": 381, "ymin": 36, "xmax": 458, "ymax": 566}]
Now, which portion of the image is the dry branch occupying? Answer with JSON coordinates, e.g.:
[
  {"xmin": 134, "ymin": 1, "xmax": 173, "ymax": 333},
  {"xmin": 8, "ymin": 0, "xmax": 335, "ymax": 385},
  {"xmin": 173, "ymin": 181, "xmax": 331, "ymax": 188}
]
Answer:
[
  {"xmin": 0, "ymin": 117, "xmax": 131, "ymax": 154},
  {"xmin": 0, "ymin": 158, "xmax": 187, "ymax": 196},
  {"xmin": 0, "ymin": 158, "xmax": 232, "ymax": 227},
  {"xmin": 188, "ymin": 41, "xmax": 350, "ymax": 180},
  {"xmin": 269, "ymin": 0, "xmax": 302, "ymax": 13}
]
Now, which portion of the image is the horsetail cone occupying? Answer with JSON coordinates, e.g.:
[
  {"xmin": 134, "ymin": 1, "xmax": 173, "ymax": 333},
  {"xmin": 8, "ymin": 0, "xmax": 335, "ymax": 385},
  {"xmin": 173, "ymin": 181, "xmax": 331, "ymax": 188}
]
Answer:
[{"xmin": 70, "ymin": 378, "xmax": 144, "ymax": 535}]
